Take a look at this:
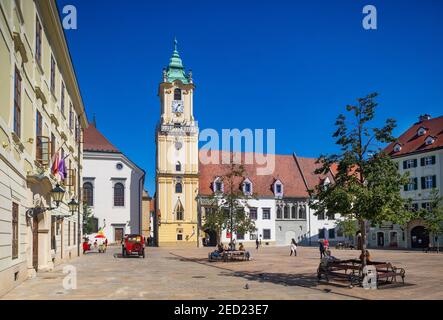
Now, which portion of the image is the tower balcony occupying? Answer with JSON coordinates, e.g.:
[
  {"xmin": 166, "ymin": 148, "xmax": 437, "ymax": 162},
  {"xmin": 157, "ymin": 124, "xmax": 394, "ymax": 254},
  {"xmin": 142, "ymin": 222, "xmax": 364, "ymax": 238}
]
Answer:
[{"xmin": 157, "ymin": 121, "xmax": 199, "ymax": 136}]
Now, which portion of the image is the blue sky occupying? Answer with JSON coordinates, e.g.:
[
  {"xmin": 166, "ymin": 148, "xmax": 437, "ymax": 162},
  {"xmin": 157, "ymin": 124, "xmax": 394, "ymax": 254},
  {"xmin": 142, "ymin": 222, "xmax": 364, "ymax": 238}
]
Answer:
[{"xmin": 57, "ymin": 0, "xmax": 443, "ymax": 194}]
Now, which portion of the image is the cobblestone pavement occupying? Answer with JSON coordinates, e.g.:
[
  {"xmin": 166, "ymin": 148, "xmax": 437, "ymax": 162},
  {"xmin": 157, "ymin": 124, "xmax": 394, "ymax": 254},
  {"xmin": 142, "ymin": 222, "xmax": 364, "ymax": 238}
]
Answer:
[{"xmin": 2, "ymin": 245, "xmax": 442, "ymax": 300}]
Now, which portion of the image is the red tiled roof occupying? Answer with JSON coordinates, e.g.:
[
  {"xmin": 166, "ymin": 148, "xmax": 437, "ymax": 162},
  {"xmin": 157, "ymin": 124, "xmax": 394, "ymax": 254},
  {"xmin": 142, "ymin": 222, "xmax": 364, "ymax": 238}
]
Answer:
[
  {"xmin": 83, "ymin": 123, "xmax": 120, "ymax": 153},
  {"xmin": 294, "ymin": 156, "xmax": 335, "ymax": 191},
  {"xmin": 198, "ymin": 150, "xmax": 325, "ymax": 198},
  {"xmin": 385, "ymin": 115, "xmax": 443, "ymax": 157}
]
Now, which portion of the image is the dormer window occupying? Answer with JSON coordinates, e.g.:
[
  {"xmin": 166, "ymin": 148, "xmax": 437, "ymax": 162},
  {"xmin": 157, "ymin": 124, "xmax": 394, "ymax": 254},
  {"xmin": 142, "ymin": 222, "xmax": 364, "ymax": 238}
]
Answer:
[
  {"xmin": 393, "ymin": 143, "xmax": 402, "ymax": 152},
  {"xmin": 213, "ymin": 177, "xmax": 224, "ymax": 193},
  {"xmin": 425, "ymin": 136, "xmax": 436, "ymax": 146},
  {"xmin": 322, "ymin": 177, "xmax": 331, "ymax": 191},
  {"xmin": 417, "ymin": 127, "xmax": 427, "ymax": 136},
  {"xmin": 242, "ymin": 178, "xmax": 253, "ymax": 195},
  {"xmin": 273, "ymin": 180, "xmax": 284, "ymax": 198}
]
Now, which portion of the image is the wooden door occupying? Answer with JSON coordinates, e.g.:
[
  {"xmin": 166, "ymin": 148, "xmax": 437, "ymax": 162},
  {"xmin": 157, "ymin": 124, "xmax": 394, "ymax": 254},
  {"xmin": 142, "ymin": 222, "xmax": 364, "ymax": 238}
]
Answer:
[{"xmin": 115, "ymin": 228, "xmax": 124, "ymax": 243}]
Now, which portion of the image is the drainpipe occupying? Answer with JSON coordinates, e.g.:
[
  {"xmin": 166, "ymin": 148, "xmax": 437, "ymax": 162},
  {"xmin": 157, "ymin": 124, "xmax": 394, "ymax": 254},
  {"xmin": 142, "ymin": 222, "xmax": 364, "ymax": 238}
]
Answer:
[
  {"xmin": 77, "ymin": 126, "xmax": 82, "ymax": 257},
  {"xmin": 138, "ymin": 173, "xmax": 145, "ymax": 235}
]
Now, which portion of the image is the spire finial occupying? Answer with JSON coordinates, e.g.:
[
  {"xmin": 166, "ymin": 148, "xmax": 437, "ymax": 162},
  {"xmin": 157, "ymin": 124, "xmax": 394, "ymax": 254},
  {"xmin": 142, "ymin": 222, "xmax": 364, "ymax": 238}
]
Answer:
[
  {"xmin": 174, "ymin": 37, "xmax": 178, "ymax": 52},
  {"xmin": 92, "ymin": 113, "xmax": 97, "ymax": 127}
]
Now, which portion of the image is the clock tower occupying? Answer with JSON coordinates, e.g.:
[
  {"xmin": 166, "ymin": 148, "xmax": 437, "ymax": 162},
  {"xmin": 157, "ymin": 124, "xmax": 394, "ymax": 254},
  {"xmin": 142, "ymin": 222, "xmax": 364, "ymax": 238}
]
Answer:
[{"xmin": 155, "ymin": 39, "xmax": 199, "ymax": 246}]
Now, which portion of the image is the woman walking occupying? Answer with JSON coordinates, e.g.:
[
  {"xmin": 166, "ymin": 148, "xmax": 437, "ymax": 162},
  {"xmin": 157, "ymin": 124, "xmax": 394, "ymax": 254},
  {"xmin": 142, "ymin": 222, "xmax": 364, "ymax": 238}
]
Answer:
[{"xmin": 290, "ymin": 238, "xmax": 297, "ymax": 256}]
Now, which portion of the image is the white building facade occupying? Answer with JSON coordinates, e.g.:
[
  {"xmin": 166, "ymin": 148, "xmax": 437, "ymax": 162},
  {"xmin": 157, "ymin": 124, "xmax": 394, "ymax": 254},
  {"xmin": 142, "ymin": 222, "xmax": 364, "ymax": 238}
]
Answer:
[
  {"xmin": 83, "ymin": 123, "xmax": 145, "ymax": 243},
  {"xmin": 369, "ymin": 115, "xmax": 443, "ymax": 249}
]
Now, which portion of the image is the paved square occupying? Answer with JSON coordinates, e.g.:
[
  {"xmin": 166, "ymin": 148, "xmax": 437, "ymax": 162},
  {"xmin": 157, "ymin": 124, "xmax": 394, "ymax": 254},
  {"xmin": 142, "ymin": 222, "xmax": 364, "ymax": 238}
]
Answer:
[{"xmin": 2, "ymin": 245, "xmax": 442, "ymax": 300}]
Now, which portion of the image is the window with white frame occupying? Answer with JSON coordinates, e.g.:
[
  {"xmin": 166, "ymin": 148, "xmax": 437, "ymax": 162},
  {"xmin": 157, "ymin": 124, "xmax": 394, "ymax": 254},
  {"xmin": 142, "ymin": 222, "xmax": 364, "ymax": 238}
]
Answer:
[
  {"xmin": 243, "ymin": 178, "xmax": 252, "ymax": 195},
  {"xmin": 262, "ymin": 208, "xmax": 271, "ymax": 220},
  {"xmin": 421, "ymin": 156, "xmax": 436, "ymax": 166},
  {"xmin": 273, "ymin": 180, "xmax": 283, "ymax": 198},
  {"xmin": 213, "ymin": 177, "xmax": 223, "ymax": 193},
  {"xmin": 249, "ymin": 207, "xmax": 257, "ymax": 220},
  {"xmin": 263, "ymin": 229, "xmax": 271, "ymax": 240},
  {"xmin": 422, "ymin": 175, "xmax": 436, "ymax": 189},
  {"xmin": 276, "ymin": 207, "xmax": 282, "ymax": 219}
]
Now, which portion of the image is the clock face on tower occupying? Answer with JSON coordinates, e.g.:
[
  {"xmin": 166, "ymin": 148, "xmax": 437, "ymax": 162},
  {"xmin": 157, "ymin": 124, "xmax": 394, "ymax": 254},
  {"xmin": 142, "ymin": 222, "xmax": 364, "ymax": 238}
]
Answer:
[{"xmin": 172, "ymin": 100, "xmax": 184, "ymax": 114}]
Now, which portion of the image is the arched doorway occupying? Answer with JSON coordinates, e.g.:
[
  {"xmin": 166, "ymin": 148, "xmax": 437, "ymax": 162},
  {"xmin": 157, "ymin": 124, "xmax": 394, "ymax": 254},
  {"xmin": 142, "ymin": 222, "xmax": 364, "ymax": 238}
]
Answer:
[
  {"xmin": 411, "ymin": 226, "xmax": 429, "ymax": 248},
  {"xmin": 204, "ymin": 229, "xmax": 217, "ymax": 247},
  {"xmin": 377, "ymin": 232, "xmax": 384, "ymax": 247}
]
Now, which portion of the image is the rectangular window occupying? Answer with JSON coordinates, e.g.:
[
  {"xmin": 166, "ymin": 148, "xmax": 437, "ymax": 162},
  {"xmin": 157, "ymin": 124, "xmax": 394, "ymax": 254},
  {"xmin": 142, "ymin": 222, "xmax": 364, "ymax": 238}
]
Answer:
[
  {"xmin": 291, "ymin": 206, "xmax": 297, "ymax": 219},
  {"xmin": 317, "ymin": 212, "xmax": 325, "ymax": 220},
  {"xmin": 403, "ymin": 159, "xmax": 417, "ymax": 169},
  {"xmin": 13, "ymin": 67, "xmax": 22, "ymax": 138},
  {"xmin": 50, "ymin": 55, "xmax": 56, "ymax": 94},
  {"xmin": 177, "ymin": 229, "xmax": 183, "ymax": 241},
  {"xmin": 328, "ymin": 228, "xmax": 336, "ymax": 239},
  {"xmin": 244, "ymin": 183, "xmax": 251, "ymax": 193},
  {"xmin": 60, "ymin": 82, "xmax": 65, "ymax": 115},
  {"xmin": 36, "ymin": 110, "xmax": 43, "ymax": 160},
  {"xmin": 422, "ymin": 175, "xmax": 436, "ymax": 189},
  {"xmin": 262, "ymin": 208, "xmax": 271, "ymax": 220},
  {"xmin": 421, "ymin": 156, "xmax": 436, "ymax": 166},
  {"xmin": 249, "ymin": 208, "xmax": 257, "ymax": 220},
  {"xmin": 236, "ymin": 233, "xmax": 244, "ymax": 240},
  {"xmin": 249, "ymin": 234, "xmax": 257, "ymax": 240},
  {"xmin": 421, "ymin": 202, "xmax": 432, "ymax": 211},
  {"xmin": 404, "ymin": 177, "xmax": 418, "ymax": 191},
  {"xmin": 69, "ymin": 104, "xmax": 74, "ymax": 130},
  {"xmin": 276, "ymin": 184, "xmax": 282, "ymax": 193},
  {"xmin": 318, "ymin": 228, "xmax": 325, "ymax": 239},
  {"xmin": 68, "ymin": 221, "xmax": 71, "ymax": 246},
  {"xmin": 327, "ymin": 212, "xmax": 335, "ymax": 220},
  {"xmin": 12, "ymin": 203, "xmax": 19, "ymax": 259},
  {"xmin": 50, "ymin": 133, "xmax": 56, "ymax": 161},
  {"xmin": 263, "ymin": 229, "xmax": 271, "ymax": 240},
  {"xmin": 35, "ymin": 16, "xmax": 42, "ymax": 65}
]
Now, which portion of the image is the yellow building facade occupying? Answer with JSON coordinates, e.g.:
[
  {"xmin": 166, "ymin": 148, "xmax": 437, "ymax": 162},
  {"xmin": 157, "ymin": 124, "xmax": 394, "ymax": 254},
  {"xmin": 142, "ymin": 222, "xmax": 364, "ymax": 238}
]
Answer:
[
  {"xmin": 0, "ymin": 0, "xmax": 88, "ymax": 296},
  {"xmin": 156, "ymin": 41, "xmax": 199, "ymax": 246}
]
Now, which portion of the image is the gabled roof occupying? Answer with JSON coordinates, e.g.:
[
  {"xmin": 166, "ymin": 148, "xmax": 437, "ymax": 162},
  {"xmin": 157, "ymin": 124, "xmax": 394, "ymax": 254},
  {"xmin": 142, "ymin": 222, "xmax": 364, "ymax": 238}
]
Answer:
[
  {"xmin": 198, "ymin": 150, "xmax": 327, "ymax": 198},
  {"xmin": 385, "ymin": 115, "xmax": 443, "ymax": 157},
  {"xmin": 83, "ymin": 123, "xmax": 120, "ymax": 153}
]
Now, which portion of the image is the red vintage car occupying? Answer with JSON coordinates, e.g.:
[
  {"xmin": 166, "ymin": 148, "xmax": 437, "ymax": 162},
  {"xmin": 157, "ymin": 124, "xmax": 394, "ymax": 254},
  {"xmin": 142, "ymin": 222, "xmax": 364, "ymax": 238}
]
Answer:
[{"xmin": 122, "ymin": 234, "xmax": 145, "ymax": 258}]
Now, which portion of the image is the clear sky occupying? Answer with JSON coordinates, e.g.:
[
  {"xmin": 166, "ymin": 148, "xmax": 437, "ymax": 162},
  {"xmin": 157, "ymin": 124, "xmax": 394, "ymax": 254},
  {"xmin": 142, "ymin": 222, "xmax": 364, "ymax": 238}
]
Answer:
[{"xmin": 56, "ymin": 0, "xmax": 443, "ymax": 195}]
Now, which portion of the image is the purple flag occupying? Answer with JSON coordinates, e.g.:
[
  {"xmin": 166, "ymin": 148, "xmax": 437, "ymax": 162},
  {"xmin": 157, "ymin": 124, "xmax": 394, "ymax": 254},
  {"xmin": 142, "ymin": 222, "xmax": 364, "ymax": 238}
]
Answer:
[{"xmin": 58, "ymin": 156, "xmax": 67, "ymax": 180}]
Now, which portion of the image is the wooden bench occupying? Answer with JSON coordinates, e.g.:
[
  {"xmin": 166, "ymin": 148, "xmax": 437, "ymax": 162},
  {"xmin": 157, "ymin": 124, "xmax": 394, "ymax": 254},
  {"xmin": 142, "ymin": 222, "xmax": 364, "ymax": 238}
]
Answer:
[
  {"xmin": 208, "ymin": 250, "xmax": 249, "ymax": 262},
  {"xmin": 318, "ymin": 259, "xmax": 406, "ymax": 286}
]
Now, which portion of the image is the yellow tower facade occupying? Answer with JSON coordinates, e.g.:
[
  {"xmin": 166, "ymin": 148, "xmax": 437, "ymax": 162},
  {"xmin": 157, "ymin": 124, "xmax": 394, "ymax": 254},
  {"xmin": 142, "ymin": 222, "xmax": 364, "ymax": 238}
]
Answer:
[{"xmin": 156, "ymin": 40, "xmax": 199, "ymax": 246}]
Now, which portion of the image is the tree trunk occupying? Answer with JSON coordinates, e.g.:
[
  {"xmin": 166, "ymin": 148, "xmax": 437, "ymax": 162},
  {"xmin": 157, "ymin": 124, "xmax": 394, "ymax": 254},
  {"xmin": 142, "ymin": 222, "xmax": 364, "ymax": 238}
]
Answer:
[{"xmin": 359, "ymin": 219, "xmax": 367, "ymax": 267}]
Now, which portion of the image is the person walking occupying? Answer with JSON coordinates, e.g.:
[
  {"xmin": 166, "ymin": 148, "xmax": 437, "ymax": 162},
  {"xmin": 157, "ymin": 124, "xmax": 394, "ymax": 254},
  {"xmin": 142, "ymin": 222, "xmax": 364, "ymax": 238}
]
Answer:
[
  {"xmin": 319, "ymin": 239, "xmax": 325, "ymax": 259},
  {"xmin": 290, "ymin": 238, "xmax": 297, "ymax": 256},
  {"xmin": 255, "ymin": 238, "xmax": 259, "ymax": 250}
]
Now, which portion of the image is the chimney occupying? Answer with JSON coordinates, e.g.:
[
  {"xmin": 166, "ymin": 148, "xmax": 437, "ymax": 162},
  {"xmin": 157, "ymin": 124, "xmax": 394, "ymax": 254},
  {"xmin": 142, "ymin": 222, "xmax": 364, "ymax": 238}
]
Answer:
[{"xmin": 419, "ymin": 114, "xmax": 431, "ymax": 122}]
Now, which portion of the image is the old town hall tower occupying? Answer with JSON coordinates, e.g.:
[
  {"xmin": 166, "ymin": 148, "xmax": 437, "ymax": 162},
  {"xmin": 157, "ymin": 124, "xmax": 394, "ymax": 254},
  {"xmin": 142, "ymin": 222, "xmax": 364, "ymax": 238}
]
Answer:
[{"xmin": 155, "ymin": 40, "xmax": 199, "ymax": 246}]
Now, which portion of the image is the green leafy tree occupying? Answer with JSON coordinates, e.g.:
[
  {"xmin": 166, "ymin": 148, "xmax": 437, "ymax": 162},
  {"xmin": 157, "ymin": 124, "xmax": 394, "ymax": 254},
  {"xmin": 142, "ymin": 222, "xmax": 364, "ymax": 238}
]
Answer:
[
  {"xmin": 310, "ymin": 93, "xmax": 411, "ymax": 266},
  {"xmin": 336, "ymin": 217, "xmax": 359, "ymax": 238},
  {"xmin": 416, "ymin": 189, "xmax": 443, "ymax": 251},
  {"xmin": 82, "ymin": 202, "xmax": 96, "ymax": 235},
  {"xmin": 202, "ymin": 160, "xmax": 257, "ymax": 246}
]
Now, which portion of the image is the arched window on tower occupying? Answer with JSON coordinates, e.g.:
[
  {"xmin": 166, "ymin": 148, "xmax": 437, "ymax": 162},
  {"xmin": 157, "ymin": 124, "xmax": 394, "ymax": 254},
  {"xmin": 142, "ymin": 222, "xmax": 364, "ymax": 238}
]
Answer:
[
  {"xmin": 83, "ymin": 182, "xmax": 94, "ymax": 207},
  {"xmin": 175, "ymin": 201, "xmax": 184, "ymax": 221},
  {"xmin": 174, "ymin": 88, "xmax": 182, "ymax": 101},
  {"xmin": 114, "ymin": 183, "xmax": 125, "ymax": 207},
  {"xmin": 175, "ymin": 182, "xmax": 183, "ymax": 193},
  {"xmin": 176, "ymin": 161, "xmax": 181, "ymax": 172}
]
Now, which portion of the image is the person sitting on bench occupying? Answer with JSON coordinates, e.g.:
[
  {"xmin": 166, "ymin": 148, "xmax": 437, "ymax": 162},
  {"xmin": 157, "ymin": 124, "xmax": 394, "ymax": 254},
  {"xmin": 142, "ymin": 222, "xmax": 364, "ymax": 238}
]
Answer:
[
  {"xmin": 210, "ymin": 243, "xmax": 225, "ymax": 259},
  {"xmin": 359, "ymin": 250, "xmax": 372, "ymax": 263},
  {"xmin": 239, "ymin": 243, "xmax": 251, "ymax": 260}
]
